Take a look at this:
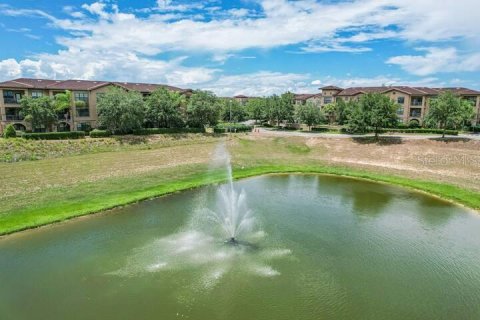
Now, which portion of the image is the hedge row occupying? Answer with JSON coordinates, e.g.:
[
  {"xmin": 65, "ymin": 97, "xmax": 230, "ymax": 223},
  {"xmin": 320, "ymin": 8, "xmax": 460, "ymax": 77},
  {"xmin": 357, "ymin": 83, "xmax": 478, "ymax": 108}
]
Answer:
[
  {"xmin": 89, "ymin": 129, "xmax": 111, "ymax": 138},
  {"xmin": 22, "ymin": 131, "xmax": 86, "ymax": 140},
  {"xmin": 132, "ymin": 128, "xmax": 204, "ymax": 135},
  {"xmin": 378, "ymin": 128, "xmax": 458, "ymax": 135},
  {"xmin": 213, "ymin": 124, "xmax": 252, "ymax": 133}
]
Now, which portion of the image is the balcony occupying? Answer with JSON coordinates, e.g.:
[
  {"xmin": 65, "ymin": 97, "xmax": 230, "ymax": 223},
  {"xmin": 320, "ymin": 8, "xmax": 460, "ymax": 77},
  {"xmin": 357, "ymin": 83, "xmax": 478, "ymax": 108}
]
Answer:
[
  {"xmin": 409, "ymin": 108, "xmax": 422, "ymax": 118},
  {"xmin": 5, "ymin": 115, "xmax": 24, "ymax": 121},
  {"xmin": 3, "ymin": 97, "xmax": 21, "ymax": 104}
]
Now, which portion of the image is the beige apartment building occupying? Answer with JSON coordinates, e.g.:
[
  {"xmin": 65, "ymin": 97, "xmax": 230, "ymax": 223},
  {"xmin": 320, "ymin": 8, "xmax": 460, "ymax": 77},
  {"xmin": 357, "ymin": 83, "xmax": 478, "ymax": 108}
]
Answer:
[
  {"xmin": 0, "ymin": 78, "xmax": 188, "ymax": 133},
  {"xmin": 317, "ymin": 85, "xmax": 480, "ymax": 125}
]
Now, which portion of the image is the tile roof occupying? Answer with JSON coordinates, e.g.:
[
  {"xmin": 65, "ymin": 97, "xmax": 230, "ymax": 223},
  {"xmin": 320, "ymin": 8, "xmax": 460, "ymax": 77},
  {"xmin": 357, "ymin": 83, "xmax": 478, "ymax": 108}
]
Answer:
[
  {"xmin": 234, "ymin": 95, "xmax": 250, "ymax": 98},
  {"xmin": 0, "ymin": 78, "xmax": 185, "ymax": 92},
  {"xmin": 320, "ymin": 85, "xmax": 343, "ymax": 91},
  {"xmin": 294, "ymin": 93, "xmax": 319, "ymax": 100},
  {"xmin": 336, "ymin": 86, "xmax": 480, "ymax": 96}
]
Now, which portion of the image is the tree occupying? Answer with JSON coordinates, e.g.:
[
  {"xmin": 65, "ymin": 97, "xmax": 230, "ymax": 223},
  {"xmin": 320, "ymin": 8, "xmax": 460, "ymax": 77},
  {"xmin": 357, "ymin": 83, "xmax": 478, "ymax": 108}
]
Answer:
[
  {"xmin": 20, "ymin": 96, "xmax": 58, "ymax": 132},
  {"xmin": 145, "ymin": 88, "xmax": 185, "ymax": 128},
  {"xmin": 279, "ymin": 92, "xmax": 295, "ymax": 124},
  {"xmin": 97, "ymin": 87, "xmax": 145, "ymax": 134},
  {"xmin": 296, "ymin": 102, "xmax": 324, "ymax": 130},
  {"xmin": 3, "ymin": 124, "xmax": 16, "ymax": 138},
  {"xmin": 53, "ymin": 90, "xmax": 72, "ymax": 111},
  {"xmin": 425, "ymin": 91, "xmax": 475, "ymax": 138},
  {"xmin": 221, "ymin": 99, "xmax": 246, "ymax": 123},
  {"xmin": 346, "ymin": 93, "xmax": 398, "ymax": 137},
  {"xmin": 323, "ymin": 103, "xmax": 336, "ymax": 124},
  {"xmin": 186, "ymin": 90, "xmax": 221, "ymax": 128},
  {"xmin": 246, "ymin": 98, "xmax": 266, "ymax": 123}
]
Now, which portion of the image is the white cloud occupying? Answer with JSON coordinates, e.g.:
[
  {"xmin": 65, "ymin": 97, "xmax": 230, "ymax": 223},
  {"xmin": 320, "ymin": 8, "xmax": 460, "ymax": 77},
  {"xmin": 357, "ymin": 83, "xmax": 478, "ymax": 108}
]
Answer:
[
  {"xmin": 311, "ymin": 75, "xmax": 442, "ymax": 89},
  {"xmin": 202, "ymin": 71, "xmax": 317, "ymax": 97},
  {"xmin": 387, "ymin": 47, "xmax": 480, "ymax": 76},
  {"xmin": 0, "ymin": 0, "xmax": 479, "ymax": 89},
  {"xmin": 81, "ymin": 2, "xmax": 109, "ymax": 19},
  {"xmin": 0, "ymin": 59, "xmax": 22, "ymax": 79}
]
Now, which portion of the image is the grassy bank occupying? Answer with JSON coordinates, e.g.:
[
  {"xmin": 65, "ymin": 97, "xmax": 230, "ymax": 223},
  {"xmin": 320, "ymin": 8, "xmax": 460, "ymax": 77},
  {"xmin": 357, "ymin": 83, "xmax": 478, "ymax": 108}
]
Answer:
[
  {"xmin": 1, "ymin": 134, "xmax": 479, "ymax": 236},
  {"xmin": 1, "ymin": 163, "xmax": 479, "ymax": 236}
]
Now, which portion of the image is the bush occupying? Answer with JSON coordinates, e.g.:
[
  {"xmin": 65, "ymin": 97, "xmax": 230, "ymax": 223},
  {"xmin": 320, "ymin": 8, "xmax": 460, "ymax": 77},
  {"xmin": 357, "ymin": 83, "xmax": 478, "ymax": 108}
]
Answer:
[
  {"xmin": 23, "ymin": 131, "xmax": 86, "ymax": 140},
  {"xmin": 472, "ymin": 125, "xmax": 480, "ymax": 133},
  {"xmin": 408, "ymin": 120, "xmax": 421, "ymax": 128},
  {"xmin": 311, "ymin": 127, "xmax": 330, "ymax": 132},
  {"xmin": 132, "ymin": 128, "xmax": 204, "ymax": 135},
  {"xmin": 378, "ymin": 128, "xmax": 458, "ymax": 135},
  {"xmin": 89, "ymin": 129, "xmax": 111, "ymax": 138},
  {"xmin": 3, "ymin": 124, "xmax": 16, "ymax": 138},
  {"xmin": 214, "ymin": 123, "xmax": 252, "ymax": 133}
]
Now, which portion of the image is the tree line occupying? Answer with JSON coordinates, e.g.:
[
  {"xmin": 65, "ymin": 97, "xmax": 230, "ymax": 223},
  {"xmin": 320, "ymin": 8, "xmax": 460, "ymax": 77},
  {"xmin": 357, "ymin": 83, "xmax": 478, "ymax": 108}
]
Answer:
[{"xmin": 14, "ymin": 86, "xmax": 475, "ymax": 138}]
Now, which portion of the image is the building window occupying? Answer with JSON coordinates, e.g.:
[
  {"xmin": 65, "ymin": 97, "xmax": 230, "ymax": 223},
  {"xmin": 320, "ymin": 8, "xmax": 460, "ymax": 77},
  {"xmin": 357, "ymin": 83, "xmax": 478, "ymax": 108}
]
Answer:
[
  {"xmin": 410, "ymin": 108, "xmax": 422, "ymax": 117},
  {"xmin": 76, "ymin": 122, "xmax": 91, "ymax": 132},
  {"xmin": 323, "ymin": 96, "xmax": 333, "ymax": 104},
  {"xmin": 5, "ymin": 108, "xmax": 24, "ymax": 121},
  {"xmin": 397, "ymin": 97, "xmax": 405, "ymax": 104},
  {"xmin": 74, "ymin": 92, "xmax": 89, "ymax": 117},
  {"xmin": 3, "ymin": 90, "xmax": 23, "ymax": 104},
  {"xmin": 411, "ymin": 96, "xmax": 423, "ymax": 106},
  {"xmin": 31, "ymin": 91, "xmax": 43, "ymax": 99},
  {"xmin": 397, "ymin": 107, "xmax": 404, "ymax": 116}
]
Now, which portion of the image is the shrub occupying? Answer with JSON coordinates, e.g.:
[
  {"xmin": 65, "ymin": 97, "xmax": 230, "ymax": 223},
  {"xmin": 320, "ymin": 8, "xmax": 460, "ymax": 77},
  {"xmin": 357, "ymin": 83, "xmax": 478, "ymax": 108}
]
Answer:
[
  {"xmin": 408, "ymin": 120, "xmax": 421, "ymax": 128},
  {"xmin": 472, "ymin": 125, "xmax": 480, "ymax": 133},
  {"xmin": 3, "ymin": 124, "xmax": 16, "ymax": 138},
  {"xmin": 311, "ymin": 127, "xmax": 330, "ymax": 132},
  {"xmin": 132, "ymin": 128, "xmax": 204, "ymax": 135},
  {"xmin": 378, "ymin": 128, "xmax": 458, "ymax": 135},
  {"xmin": 22, "ymin": 131, "xmax": 86, "ymax": 140},
  {"xmin": 214, "ymin": 123, "xmax": 252, "ymax": 133},
  {"xmin": 90, "ymin": 129, "xmax": 111, "ymax": 138}
]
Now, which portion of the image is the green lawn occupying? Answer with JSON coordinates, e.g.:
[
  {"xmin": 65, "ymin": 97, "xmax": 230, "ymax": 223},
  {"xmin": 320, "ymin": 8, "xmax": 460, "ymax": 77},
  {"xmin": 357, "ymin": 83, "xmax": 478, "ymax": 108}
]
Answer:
[{"xmin": 0, "ymin": 134, "xmax": 478, "ymax": 235}]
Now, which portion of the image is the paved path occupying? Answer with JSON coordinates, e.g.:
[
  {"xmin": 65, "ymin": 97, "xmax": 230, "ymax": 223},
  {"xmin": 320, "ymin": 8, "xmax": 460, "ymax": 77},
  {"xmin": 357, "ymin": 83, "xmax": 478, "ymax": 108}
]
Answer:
[{"xmin": 254, "ymin": 127, "xmax": 480, "ymax": 140}]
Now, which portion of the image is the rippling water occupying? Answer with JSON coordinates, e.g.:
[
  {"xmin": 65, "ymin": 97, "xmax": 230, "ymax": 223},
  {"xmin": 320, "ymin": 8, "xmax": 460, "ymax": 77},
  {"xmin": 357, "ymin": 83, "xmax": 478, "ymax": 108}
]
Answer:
[{"xmin": 1, "ymin": 175, "xmax": 479, "ymax": 319}]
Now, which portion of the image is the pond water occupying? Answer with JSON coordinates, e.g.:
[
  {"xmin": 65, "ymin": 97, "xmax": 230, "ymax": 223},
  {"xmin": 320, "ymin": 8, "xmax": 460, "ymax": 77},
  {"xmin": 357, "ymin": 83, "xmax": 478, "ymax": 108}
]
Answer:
[{"xmin": 1, "ymin": 175, "xmax": 480, "ymax": 320}]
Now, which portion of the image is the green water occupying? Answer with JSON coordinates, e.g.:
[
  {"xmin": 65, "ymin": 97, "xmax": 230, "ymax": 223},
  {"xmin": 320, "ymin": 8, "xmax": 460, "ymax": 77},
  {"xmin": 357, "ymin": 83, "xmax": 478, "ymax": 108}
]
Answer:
[{"xmin": 1, "ymin": 175, "xmax": 480, "ymax": 320}]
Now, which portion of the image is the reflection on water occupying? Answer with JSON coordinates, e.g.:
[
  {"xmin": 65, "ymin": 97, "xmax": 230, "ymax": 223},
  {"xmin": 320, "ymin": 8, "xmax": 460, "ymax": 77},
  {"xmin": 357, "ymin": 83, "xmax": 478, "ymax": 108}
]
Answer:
[{"xmin": 1, "ymin": 175, "xmax": 480, "ymax": 320}]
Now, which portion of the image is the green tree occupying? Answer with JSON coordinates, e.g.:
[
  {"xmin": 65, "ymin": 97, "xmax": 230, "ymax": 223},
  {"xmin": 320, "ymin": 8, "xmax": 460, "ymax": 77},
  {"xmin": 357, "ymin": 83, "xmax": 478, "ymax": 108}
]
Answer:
[
  {"xmin": 279, "ymin": 92, "xmax": 295, "ymax": 124},
  {"xmin": 346, "ymin": 93, "xmax": 398, "ymax": 137},
  {"xmin": 145, "ymin": 88, "xmax": 185, "ymax": 128},
  {"xmin": 335, "ymin": 98, "xmax": 352, "ymax": 125},
  {"xmin": 425, "ymin": 91, "xmax": 475, "ymax": 138},
  {"xmin": 3, "ymin": 124, "xmax": 16, "ymax": 138},
  {"xmin": 20, "ymin": 96, "xmax": 58, "ymax": 132},
  {"xmin": 53, "ymin": 90, "xmax": 72, "ymax": 111},
  {"xmin": 221, "ymin": 99, "xmax": 246, "ymax": 123},
  {"xmin": 323, "ymin": 103, "xmax": 336, "ymax": 124},
  {"xmin": 97, "ymin": 87, "xmax": 145, "ymax": 134},
  {"xmin": 187, "ymin": 90, "xmax": 221, "ymax": 128},
  {"xmin": 296, "ymin": 102, "xmax": 324, "ymax": 130},
  {"xmin": 246, "ymin": 98, "xmax": 266, "ymax": 123}
]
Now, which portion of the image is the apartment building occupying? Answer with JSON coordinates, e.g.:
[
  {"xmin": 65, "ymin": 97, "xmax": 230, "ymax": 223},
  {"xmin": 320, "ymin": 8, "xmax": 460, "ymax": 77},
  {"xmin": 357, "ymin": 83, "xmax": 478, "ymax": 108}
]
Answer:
[
  {"xmin": 317, "ymin": 85, "xmax": 480, "ymax": 125},
  {"xmin": 0, "ymin": 78, "xmax": 188, "ymax": 133}
]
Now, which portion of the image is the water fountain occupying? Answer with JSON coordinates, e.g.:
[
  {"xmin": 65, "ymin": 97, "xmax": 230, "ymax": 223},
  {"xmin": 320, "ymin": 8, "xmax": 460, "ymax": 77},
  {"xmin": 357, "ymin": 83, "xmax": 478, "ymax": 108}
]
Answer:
[{"xmin": 207, "ymin": 143, "xmax": 255, "ymax": 245}]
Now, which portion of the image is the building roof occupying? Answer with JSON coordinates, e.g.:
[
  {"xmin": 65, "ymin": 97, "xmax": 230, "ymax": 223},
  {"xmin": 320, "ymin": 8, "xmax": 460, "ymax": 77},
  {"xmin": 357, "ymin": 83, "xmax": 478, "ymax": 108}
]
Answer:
[
  {"xmin": 294, "ymin": 93, "xmax": 319, "ymax": 100},
  {"xmin": 233, "ymin": 95, "xmax": 250, "ymax": 99},
  {"xmin": 0, "ymin": 78, "xmax": 185, "ymax": 93},
  {"xmin": 320, "ymin": 85, "xmax": 343, "ymax": 91},
  {"xmin": 336, "ymin": 86, "xmax": 480, "ymax": 96}
]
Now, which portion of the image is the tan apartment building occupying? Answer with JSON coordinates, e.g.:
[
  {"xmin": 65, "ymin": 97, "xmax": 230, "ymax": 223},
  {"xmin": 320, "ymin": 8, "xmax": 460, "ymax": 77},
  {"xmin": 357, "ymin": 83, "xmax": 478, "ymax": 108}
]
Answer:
[
  {"xmin": 0, "ymin": 78, "xmax": 189, "ymax": 133},
  {"xmin": 317, "ymin": 85, "xmax": 480, "ymax": 125}
]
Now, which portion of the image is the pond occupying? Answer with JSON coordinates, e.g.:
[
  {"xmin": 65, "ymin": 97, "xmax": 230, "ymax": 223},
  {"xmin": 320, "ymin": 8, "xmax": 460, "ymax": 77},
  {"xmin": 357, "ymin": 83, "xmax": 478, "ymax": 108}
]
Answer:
[{"xmin": 1, "ymin": 175, "xmax": 480, "ymax": 319}]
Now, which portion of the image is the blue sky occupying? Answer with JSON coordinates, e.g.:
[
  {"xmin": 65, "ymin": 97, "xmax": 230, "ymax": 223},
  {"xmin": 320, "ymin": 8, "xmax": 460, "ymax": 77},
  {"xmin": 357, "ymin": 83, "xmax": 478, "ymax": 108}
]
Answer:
[{"xmin": 0, "ymin": 0, "xmax": 479, "ymax": 96}]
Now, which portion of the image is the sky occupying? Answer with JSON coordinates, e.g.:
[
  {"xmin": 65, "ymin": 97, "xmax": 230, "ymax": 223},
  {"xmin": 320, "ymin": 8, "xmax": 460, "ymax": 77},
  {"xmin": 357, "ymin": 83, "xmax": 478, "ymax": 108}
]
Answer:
[{"xmin": 0, "ymin": 0, "xmax": 479, "ymax": 96}]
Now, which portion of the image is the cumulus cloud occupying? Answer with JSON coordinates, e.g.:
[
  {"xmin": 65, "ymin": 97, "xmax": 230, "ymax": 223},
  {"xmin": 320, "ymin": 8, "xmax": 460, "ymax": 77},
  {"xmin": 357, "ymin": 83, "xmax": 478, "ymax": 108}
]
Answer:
[
  {"xmin": 0, "ymin": 0, "xmax": 479, "ymax": 89},
  {"xmin": 387, "ymin": 47, "xmax": 480, "ymax": 76}
]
